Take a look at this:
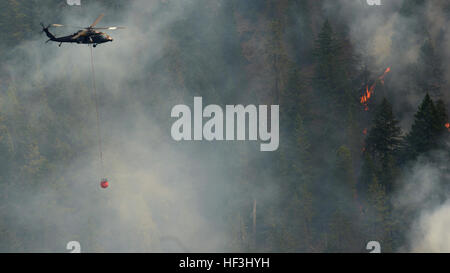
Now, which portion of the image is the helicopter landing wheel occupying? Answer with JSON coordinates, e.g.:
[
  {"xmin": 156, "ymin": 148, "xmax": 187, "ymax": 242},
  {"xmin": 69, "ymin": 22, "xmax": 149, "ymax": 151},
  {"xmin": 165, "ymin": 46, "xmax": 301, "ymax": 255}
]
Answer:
[{"xmin": 93, "ymin": 44, "xmax": 97, "ymax": 48}]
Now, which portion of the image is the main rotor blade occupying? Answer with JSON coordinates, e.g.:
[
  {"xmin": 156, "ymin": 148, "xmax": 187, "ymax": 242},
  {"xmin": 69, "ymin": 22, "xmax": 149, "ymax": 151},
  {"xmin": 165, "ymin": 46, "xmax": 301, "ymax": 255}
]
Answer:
[
  {"xmin": 92, "ymin": 26, "xmax": 126, "ymax": 30},
  {"xmin": 90, "ymin": 14, "xmax": 104, "ymax": 28},
  {"xmin": 51, "ymin": 24, "xmax": 85, "ymax": 28}
]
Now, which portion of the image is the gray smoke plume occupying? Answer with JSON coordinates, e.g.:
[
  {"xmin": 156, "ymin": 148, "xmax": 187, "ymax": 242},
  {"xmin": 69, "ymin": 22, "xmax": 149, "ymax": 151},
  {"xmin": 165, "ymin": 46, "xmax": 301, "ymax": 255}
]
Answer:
[
  {"xmin": 393, "ymin": 144, "xmax": 450, "ymax": 252},
  {"xmin": 1, "ymin": 0, "xmax": 256, "ymax": 252},
  {"xmin": 321, "ymin": 0, "xmax": 450, "ymax": 252}
]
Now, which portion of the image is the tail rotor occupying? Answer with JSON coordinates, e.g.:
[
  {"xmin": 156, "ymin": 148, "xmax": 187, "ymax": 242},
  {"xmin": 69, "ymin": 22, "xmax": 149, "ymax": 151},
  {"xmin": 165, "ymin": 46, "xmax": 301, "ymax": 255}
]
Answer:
[{"xmin": 40, "ymin": 22, "xmax": 50, "ymax": 32}]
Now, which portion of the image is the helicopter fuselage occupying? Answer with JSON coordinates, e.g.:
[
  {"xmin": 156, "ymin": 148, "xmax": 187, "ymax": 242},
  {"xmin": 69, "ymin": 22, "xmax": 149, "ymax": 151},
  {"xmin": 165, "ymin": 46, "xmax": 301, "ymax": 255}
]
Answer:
[{"xmin": 43, "ymin": 27, "xmax": 113, "ymax": 46}]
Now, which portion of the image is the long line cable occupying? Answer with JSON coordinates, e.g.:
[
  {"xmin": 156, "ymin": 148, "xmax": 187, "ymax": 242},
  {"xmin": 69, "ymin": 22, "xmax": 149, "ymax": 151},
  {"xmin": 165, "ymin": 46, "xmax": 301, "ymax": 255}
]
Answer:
[{"xmin": 89, "ymin": 45, "xmax": 104, "ymax": 178}]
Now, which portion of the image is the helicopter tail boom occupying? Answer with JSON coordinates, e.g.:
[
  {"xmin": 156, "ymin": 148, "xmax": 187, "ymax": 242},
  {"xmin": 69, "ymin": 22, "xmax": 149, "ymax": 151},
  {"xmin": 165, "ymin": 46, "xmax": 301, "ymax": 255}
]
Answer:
[{"xmin": 41, "ymin": 23, "xmax": 57, "ymax": 41}]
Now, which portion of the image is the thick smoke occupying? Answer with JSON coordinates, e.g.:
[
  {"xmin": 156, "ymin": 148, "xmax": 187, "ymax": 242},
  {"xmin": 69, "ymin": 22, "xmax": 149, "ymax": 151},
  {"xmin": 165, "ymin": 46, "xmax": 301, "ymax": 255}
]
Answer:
[
  {"xmin": 323, "ymin": 0, "xmax": 450, "ymax": 127},
  {"xmin": 1, "ymin": 0, "xmax": 448, "ymax": 253},
  {"xmin": 408, "ymin": 200, "xmax": 450, "ymax": 252},
  {"xmin": 321, "ymin": 0, "xmax": 450, "ymax": 252},
  {"xmin": 1, "ymin": 0, "xmax": 260, "ymax": 252},
  {"xmin": 393, "ymin": 143, "xmax": 450, "ymax": 252}
]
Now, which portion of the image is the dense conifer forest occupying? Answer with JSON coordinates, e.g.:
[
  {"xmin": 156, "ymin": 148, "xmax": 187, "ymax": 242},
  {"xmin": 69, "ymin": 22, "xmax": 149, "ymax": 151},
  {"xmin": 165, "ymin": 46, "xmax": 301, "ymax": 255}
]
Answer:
[{"xmin": 0, "ymin": 0, "xmax": 448, "ymax": 252}]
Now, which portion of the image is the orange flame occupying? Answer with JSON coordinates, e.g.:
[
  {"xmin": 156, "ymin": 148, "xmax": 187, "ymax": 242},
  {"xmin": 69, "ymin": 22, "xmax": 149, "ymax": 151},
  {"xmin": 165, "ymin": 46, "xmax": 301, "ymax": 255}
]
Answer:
[
  {"xmin": 360, "ymin": 67, "xmax": 390, "ymax": 110},
  {"xmin": 445, "ymin": 122, "xmax": 450, "ymax": 129},
  {"xmin": 380, "ymin": 67, "xmax": 390, "ymax": 78}
]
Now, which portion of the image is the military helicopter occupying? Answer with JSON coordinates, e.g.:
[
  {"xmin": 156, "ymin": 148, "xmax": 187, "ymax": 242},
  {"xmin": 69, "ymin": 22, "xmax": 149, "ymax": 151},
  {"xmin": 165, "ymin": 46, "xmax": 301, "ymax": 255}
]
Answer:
[{"xmin": 41, "ymin": 14, "xmax": 125, "ymax": 47}]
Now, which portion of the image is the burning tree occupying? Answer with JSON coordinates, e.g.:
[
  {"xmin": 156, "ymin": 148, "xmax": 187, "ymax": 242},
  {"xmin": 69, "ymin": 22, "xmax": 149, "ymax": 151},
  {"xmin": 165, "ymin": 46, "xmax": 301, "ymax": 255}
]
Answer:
[{"xmin": 360, "ymin": 67, "xmax": 391, "ymax": 111}]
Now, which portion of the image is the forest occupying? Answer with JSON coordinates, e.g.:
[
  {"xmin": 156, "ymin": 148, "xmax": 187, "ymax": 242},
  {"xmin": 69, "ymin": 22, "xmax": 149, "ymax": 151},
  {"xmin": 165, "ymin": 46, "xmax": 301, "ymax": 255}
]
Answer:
[{"xmin": 0, "ymin": 0, "xmax": 448, "ymax": 252}]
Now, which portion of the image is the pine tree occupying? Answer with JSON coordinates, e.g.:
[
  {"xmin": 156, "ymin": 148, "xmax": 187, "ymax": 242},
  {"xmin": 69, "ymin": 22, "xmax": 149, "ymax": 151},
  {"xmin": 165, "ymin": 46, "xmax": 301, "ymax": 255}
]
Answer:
[
  {"xmin": 405, "ymin": 94, "xmax": 444, "ymax": 160},
  {"xmin": 313, "ymin": 20, "xmax": 345, "ymax": 104},
  {"xmin": 365, "ymin": 98, "xmax": 402, "ymax": 161},
  {"xmin": 311, "ymin": 19, "xmax": 356, "ymax": 146},
  {"xmin": 364, "ymin": 98, "xmax": 402, "ymax": 193}
]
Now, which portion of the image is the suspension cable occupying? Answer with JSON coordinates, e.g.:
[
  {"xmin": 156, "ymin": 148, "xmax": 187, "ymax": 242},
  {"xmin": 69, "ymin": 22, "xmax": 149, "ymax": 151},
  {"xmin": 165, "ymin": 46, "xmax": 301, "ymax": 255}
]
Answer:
[{"xmin": 89, "ymin": 45, "xmax": 104, "ymax": 178}]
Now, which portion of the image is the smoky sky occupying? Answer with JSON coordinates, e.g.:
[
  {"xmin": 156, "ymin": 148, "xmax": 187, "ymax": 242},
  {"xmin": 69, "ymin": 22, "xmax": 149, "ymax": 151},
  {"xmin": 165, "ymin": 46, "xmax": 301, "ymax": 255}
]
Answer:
[{"xmin": 1, "ymin": 0, "xmax": 251, "ymax": 252}]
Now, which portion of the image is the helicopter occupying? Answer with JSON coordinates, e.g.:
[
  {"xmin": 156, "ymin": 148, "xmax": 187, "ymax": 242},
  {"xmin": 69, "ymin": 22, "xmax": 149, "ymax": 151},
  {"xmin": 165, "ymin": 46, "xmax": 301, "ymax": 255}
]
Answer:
[{"xmin": 41, "ymin": 14, "xmax": 125, "ymax": 47}]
